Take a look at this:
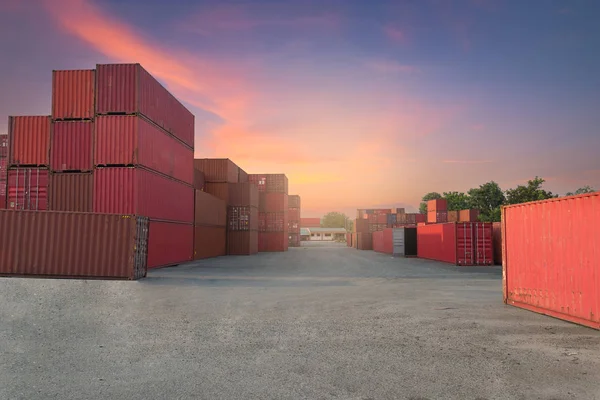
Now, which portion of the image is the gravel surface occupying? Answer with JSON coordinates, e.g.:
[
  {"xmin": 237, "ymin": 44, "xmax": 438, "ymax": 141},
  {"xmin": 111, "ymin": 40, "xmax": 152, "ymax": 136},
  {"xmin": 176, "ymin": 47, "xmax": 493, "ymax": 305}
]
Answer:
[{"xmin": 1, "ymin": 244, "xmax": 599, "ymax": 400}]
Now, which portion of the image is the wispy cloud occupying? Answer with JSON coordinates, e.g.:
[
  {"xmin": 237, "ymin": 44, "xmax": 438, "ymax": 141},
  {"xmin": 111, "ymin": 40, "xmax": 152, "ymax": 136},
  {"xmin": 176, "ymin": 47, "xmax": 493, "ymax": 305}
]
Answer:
[
  {"xmin": 367, "ymin": 60, "xmax": 420, "ymax": 74},
  {"xmin": 383, "ymin": 25, "xmax": 408, "ymax": 44}
]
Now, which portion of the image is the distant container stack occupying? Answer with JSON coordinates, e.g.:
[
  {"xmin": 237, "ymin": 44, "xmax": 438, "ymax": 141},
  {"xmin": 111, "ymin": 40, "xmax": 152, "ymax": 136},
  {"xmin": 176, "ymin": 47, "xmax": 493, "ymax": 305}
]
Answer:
[
  {"xmin": 251, "ymin": 174, "xmax": 289, "ymax": 252},
  {"xmin": 288, "ymin": 195, "xmax": 301, "ymax": 247},
  {"xmin": 0, "ymin": 135, "xmax": 8, "ymax": 209},
  {"xmin": 427, "ymin": 199, "xmax": 448, "ymax": 224},
  {"xmin": 372, "ymin": 227, "xmax": 418, "ymax": 257}
]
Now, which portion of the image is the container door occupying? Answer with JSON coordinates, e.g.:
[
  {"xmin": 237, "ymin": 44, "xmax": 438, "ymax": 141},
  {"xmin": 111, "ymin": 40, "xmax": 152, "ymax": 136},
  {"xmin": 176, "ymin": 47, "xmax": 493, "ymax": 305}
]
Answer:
[
  {"xmin": 474, "ymin": 222, "xmax": 493, "ymax": 265},
  {"xmin": 456, "ymin": 223, "xmax": 474, "ymax": 266},
  {"xmin": 404, "ymin": 227, "xmax": 418, "ymax": 256},
  {"xmin": 392, "ymin": 228, "xmax": 405, "ymax": 256}
]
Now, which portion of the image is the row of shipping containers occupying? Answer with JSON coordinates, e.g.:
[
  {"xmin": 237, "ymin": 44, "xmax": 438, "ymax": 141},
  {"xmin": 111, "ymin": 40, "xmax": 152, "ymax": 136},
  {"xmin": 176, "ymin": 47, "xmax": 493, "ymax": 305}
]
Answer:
[{"xmin": 288, "ymin": 195, "xmax": 301, "ymax": 247}]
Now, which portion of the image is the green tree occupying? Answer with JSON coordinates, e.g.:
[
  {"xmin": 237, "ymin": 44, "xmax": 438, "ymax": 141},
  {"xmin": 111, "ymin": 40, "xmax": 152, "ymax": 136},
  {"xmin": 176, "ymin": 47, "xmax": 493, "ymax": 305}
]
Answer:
[
  {"xmin": 505, "ymin": 177, "xmax": 556, "ymax": 205},
  {"xmin": 467, "ymin": 181, "xmax": 505, "ymax": 222},
  {"xmin": 442, "ymin": 191, "xmax": 471, "ymax": 211},
  {"xmin": 419, "ymin": 192, "xmax": 442, "ymax": 214},
  {"xmin": 566, "ymin": 185, "xmax": 595, "ymax": 196},
  {"xmin": 322, "ymin": 212, "xmax": 352, "ymax": 231}
]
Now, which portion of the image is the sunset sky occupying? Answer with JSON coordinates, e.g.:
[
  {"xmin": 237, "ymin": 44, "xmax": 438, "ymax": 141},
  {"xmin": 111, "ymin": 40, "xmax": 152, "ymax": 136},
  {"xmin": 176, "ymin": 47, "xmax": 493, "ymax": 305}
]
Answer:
[{"xmin": 1, "ymin": 0, "xmax": 599, "ymax": 217}]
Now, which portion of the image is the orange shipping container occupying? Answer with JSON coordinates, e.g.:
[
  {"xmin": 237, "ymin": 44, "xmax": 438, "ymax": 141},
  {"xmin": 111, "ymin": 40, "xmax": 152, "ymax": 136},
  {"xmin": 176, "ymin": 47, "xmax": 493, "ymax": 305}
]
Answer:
[
  {"xmin": 502, "ymin": 192, "xmax": 600, "ymax": 330},
  {"xmin": 459, "ymin": 209, "xmax": 480, "ymax": 222},
  {"xmin": 52, "ymin": 69, "xmax": 95, "ymax": 120},
  {"xmin": 8, "ymin": 116, "xmax": 51, "ymax": 166},
  {"xmin": 447, "ymin": 210, "xmax": 459, "ymax": 222},
  {"xmin": 428, "ymin": 199, "xmax": 447, "ymax": 212}
]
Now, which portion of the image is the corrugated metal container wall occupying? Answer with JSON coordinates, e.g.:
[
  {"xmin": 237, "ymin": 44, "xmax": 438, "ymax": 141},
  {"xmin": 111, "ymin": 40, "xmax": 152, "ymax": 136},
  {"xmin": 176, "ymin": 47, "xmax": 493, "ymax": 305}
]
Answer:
[
  {"xmin": 147, "ymin": 221, "xmax": 193, "ymax": 269},
  {"xmin": 372, "ymin": 230, "xmax": 385, "ymax": 253},
  {"xmin": 289, "ymin": 208, "xmax": 300, "ymax": 221},
  {"xmin": 346, "ymin": 233, "xmax": 352, "ymax": 247},
  {"xmin": 0, "ymin": 135, "xmax": 7, "ymax": 209},
  {"xmin": 193, "ymin": 159, "xmax": 239, "ymax": 183},
  {"xmin": 473, "ymin": 222, "xmax": 493, "ymax": 265},
  {"xmin": 0, "ymin": 210, "xmax": 148, "ymax": 279},
  {"xmin": 194, "ymin": 225, "xmax": 226, "ymax": 260},
  {"xmin": 249, "ymin": 174, "xmax": 267, "ymax": 192},
  {"xmin": 194, "ymin": 190, "xmax": 227, "ymax": 226},
  {"xmin": 228, "ymin": 231, "xmax": 258, "ymax": 255},
  {"xmin": 7, "ymin": 168, "xmax": 49, "ymax": 210},
  {"xmin": 428, "ymin": 199, "xmax": 447, "ymax": 212},
  {"xmin": 288, "ymin": 195, "xmax": 301, "ymax": 209},
  {"xmin": 205, "ymin": 182, "xmax": 259, "ymax": 207},
  {"xmin": 50, "ymin": 173, "xmax": 93, "ymax": 212},
  {"xmin": 427, "ymin": 211, "xmax": 448, "ymax": 224},
  {"xmin": 52, "ymin": 70, "xmax": 95, "ymax": 120},
  {"xmin": 259, "ymin": 211, "xmax": 288, "ymax": 232},
  {"xmin": 51, "ymin": 121, "xmax": 93, "ymax": 172},
  {"xmin": 356, "ymin": 232, "xmax": 372, "ymax": 250},
  {"xmin": 8, "ymin": 116, "xmax": 51, "ymax": 166},
  {"xmin": 459, "ymin": 209, "xmax": 480, "ymax": 222},
  {"xmin": 502, "ymin": 193, "xmax": 600, "ymax": 330},
  {"xmin": 93, "ymin": 167, "xmax": 194, "ymax": 223},
  {"xmin": 258, "ymin": 232, "xmax": 288, "ymax": 252},
  {"xmin": 0, "ymin": 135, "xmax": 7, "ymax": 157},
  {"xmin": 95, "ymin": 115, "xmax": 193, "ymax": 184},
  {"xmin": 265, "ymin": 193, "xmax": 288, "ymax": 212},
  {"xmin": 193, "ymin": 168, "xmax": 205, "ymax": 191},
  {"xmin": 238, "ymin": 168, "xmax": 249, "ymax": 183},
  {"xmin": 417, "ymin": 223, "xmax": 479, "ymax": 265},
  {"xmin": 354, "ymin": 218, "xmax": 370, "ymax": 233},
  {"xmin": 204, "ymin": 182, "xmax": 230, "ymax": 204},
  {"xmin": 228, "ymin": 206, "xmax": 258, "ymax": 231},
  {"xmin": 265, "ymin": 174, "xmax": 288, "ymax": 193},
  {"xmin": 95, "ymin": 64, "xmax": 195, "ymax": 149},
  {"xmin": 492, "ymin": 222, "xmax": 502, "ymax": 265}
]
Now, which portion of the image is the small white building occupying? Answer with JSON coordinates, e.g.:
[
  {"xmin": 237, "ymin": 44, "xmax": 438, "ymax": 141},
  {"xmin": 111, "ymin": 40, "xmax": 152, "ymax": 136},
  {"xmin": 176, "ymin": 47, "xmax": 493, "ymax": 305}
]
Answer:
[{"xmin": 307, "ymin": 227, "xmax": 347, "ymax": 241}]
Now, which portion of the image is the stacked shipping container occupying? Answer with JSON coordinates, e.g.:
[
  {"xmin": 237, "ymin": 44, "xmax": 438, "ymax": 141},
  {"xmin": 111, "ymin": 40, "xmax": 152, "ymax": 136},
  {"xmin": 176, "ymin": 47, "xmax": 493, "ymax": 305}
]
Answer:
[
  {"xmin": 251, "ymin": 174, "xmax": 289, "ymax": 252},
  {"xmin": 0, "ymin": 135, "xmax": 6, "ymax": 208},
  {"xmin": 372, "ymin": 227, "xmax": 418, "ymax": 257},
  {"xmin": 288, "ymin": 195, "xmax": 301, "ymax": 247},
  {"xmin": 193, "ymin": 190, "xmax": 227, "ymax": 259}
]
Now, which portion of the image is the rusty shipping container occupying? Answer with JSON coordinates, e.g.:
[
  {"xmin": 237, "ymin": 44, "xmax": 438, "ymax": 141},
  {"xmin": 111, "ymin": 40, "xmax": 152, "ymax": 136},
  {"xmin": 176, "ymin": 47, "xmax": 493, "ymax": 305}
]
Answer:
[
  {"xmin": 95, "ymin": 115, "xmax": 193, "ymax": 184},
  {"xmin": 228, "ymin": 231, "xmax": 258, "ymax": 255},
  {"xmin": 52, "ymin": 69, "xmax": 95, "ymax": 120},
  {"xmin": 51, "ymin": 120, "xmax": 93, "ymax": 172},
  {"xmin": 427, "ymin": 210, "xmax": 448, "ymax": 224},
  {"xmin": 0, "ymin": 210, "xmax": 148, "ymax": 279},
  {"xmin": 288, "ymin": 233, "xmax": 300, "ymax": 247},
  {"xmin": 194, "ymin": 225, "xmax": 226, "ymax": 260},
  {"xmin": 459, "ymin": 209, "xmax": 480, "ymax": 222},
  {"xmin": 94, "ymin": 167, "xmax": 194, "ymax": 223},
  {"xmin": 194, "ymin": 159, "xmax": 239, "ymax": 183},
  {"xmin": 193, "ymin": 168, "xmax": 205, "ymax": 191},
  {"xmin": 49, "ymin": 173, "xmax": 93, "ymax": 212},
  {"xmin": 95, "ymin": 64, "xmax": 194, "ymax": 148},
  {"xmin": 301, "ymin": 217, "xmax": 321, "ymax": 228},
  {"xmin": 194, "ymin": 190, "xmax": 227, "ymax": 227},
  {"xmin": 492, "ymin": 222, "xmax": 502, "ymax": 265},
  {"xmin": 8, "ymin": 116, "xmax": 51, "ymax": 166},
  {"xmin": 147, "ymin": 221, "xmax": 193, "ymax": 269},
  {"xmin": 447, "ymin": 210, "xmax": 459, "ymax": 222},
  {"xmin": 229, "ymin": 206, "xmax": 258, "ymax": 231},
  {"xmin": 356, "ymin": 232, "xmax": 373, "ymax": 250},
  {"xmin": 258, "ymin": 232, "xmax": 288, "ymax": 252},
  {"xmin": 502, "ymin": 192, "xmax": 600, "ymax": 330},
  {"xmin": 7, "ymin": 168, "xmax": 49, "ymax": 210},
  {"xmin": 204, "ymin": 182, "xmax": 259, "ymax": 207},
  {"xmin": 427, "ymin": 199, "xmax": 447, "ymax": 212},
  {"xmin": 288, "ymin": 195, "xmax": 301, "ymax": 208}
]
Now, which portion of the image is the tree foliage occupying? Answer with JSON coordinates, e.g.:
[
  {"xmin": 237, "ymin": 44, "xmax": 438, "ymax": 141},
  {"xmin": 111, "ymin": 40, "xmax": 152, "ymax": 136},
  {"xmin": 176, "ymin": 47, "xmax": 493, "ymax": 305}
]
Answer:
[
  {"xmin": 505, "ymin": 177, "xmax": 556, "ymax": 205},
  {"xmin": 442, "ymin": 191, "xmax": 471, "ymax": 211},
  {"xmin": 467, "ymin": 181, "xmax": 505, "ymax": 222},
  {"xmin": 419, "ymin": 192, "xmax": 442, "ymax": 214},
  {"xmin": 566, "ymin": 185, "xmax": 595, "ymax": 196},
  {"xmin": 322, "ymin": 212, "xmax": 352, "ymax": 231}
]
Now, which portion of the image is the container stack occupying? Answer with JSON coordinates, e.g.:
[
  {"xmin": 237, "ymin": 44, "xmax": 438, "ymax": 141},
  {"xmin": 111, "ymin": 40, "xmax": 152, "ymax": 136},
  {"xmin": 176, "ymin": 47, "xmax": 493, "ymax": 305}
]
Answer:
[
  {"xmin": 193, "ymin": 190, "xmax": 227, "ymax": 259},
  {"xmin": 372, "ymin": 227, "xmax": 418, "ymax": 257},
  {"xmin": 288, "ymin": 195, "xmax": 301, "ymax": 247},
  {"xmin": 92, "ymin": 64, "xmax": 195, "ymax": 269},
  {"xmin": 459, "ymin": 209, "xmax": 480, "ymax": 222},
  {"xmin": 427, "ymin": 199, "xmax": 448, "ymax": 224},
  {"xmin": 251, "ymin": 173, "xmax": 289, "ymax": 252},
  {"xmin": 194, "ymin": 159, "xmax": 259, "ymax": 255},
  {"xmin": 0, "ymin": 135, "xmax": 7, "ymax": 209}
]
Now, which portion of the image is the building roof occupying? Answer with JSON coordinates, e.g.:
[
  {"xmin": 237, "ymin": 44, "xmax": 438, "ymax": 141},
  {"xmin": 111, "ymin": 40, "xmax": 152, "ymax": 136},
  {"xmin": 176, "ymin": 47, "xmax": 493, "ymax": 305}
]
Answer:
[
  {"xmin": 300, "ymin": 228, "xmax": 311, "ymax": 236},
  {"xmin": 308, "ymin": 227, "xmax": 348, "ymax": 234}
]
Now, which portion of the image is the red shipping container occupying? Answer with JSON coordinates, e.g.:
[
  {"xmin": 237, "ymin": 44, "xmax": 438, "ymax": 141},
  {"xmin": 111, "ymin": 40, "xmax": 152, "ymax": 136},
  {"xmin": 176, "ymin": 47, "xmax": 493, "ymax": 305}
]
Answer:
[
  {"xmin": 288, "ymin": 195, "xmax": 301, "ymax": 208},
  {"xmin": 502, "ymin": 192, "xmax": 600, "ymax": 330},
  {"xmin": 427, "ymin": 210, "xmax": 448, "ymax": 224},
  {"xmin": 0, "ymin": 210, "xmax": 149, "ymax": 280},
  {"xmin": 194, "ymin": 159, "xmax": 239, "ymax": 183},
  {"xmin": 258, "ymin": 232, "xmax": 288, "ymax": 252},
  {"xmin": 428, "ymin": 199, "xmax": 447, "ymax": 212},
  {"xmin": 51, "ymin": 121, "xmax": 93, "ymax": 172},
  {"xmin": 7, "ymin": 168, "xmax": 49, "ymax": 210},
  {"xmin": 94, "ymin": 167, "xmax": 194, "ymax": 223},
  {"xmin": 372, "ymin": 230, "xmax": 384, "ymax": 253},
  {"xmin": 194, "ymin": 225, "xmax": 226, "ymax": 260},
  {"xmin": 52, "ymin": 70, "xmax": 95, "ymax": 120},
  {"xmin": 459, "ymin": 209, "xmax": 480, "ymax": 222},
  {"xmin": 346, "ymin": 233, "xmax": 352, "ymax": 247},
  {"xmin": 288, "ymin": 220, "xmax": 300, "ymax": 233},
  {"xmin": 49, "ymin": 173, "xmax": 93, "ymax": 212},
  {"xmin": 289, "ymin": 208, "xmax": 300, "ymax": 221},
  {"xmin": 228, "ymin": 231, "xmax": 258, "ymax": 255},
  {"xmin": 264, "ymin": 193, "xmax": 288, "ymax": 212},
  {"xmin": 95, "ymin": 115, "xmax": 193, "ymax": 184},
  {"xmin": 8, "ymin": 116, "xmax": 51, "ymax": 166},
  {"xmin": 147, "ymin": 220, "xmax": 193, "ymax": 269},
  {"xmin": 249, "ymin": 174, "xmax": 267, "ymax": 192},
  {"xmin": 354, "ymin": 218, "xmax": 370, "ymax": 233},
  {"xmin": 194, "ymin": 190, "xmax": 227, "ymax": 226},
  {"xmin": 301, "ymin": 217, "xmax": 321, "ymax": 228},
  {"xmin": 0, "ymin": 134, "xmax": 8, "ymax": 157},
  {"xmin": 0, "ymin": 138, "xmax": 7, "ymax": 208},
  {"xmin": 473, "ymin": 222, "xmax": 493, "ymax": 266},
  {"xmin": 372, "ymin": 229, "xmax": 393, "ymax": 254},
  {"xmin": 417, "ymin": 222, "xmax": 474, "ymax": 265},
  {"xmin": 204, "ymin": 182, "xmax": 259, "ymax": 207},
  {"xmin": 368, "ymin": 213, "xmax": 388, "ymax": 224},
  {"xmin": 356, "ymin": 232, "xmax": 372, "ymax": 250},
  {"xmin": 228, "ymin": 206, "xmax": 258, "ymax": 231},
  {"xmin": 492, "ymin": 222, "xmax": 502, "ymax": 265},
  {"xmin": 259, "ymin": 211, "xmax": 288, "ymax": 232},
  {"xmin": 415, "ymin": 213, "xmax": 426, "ymax": 223},
  {"xmin": 249, "ymin": 173, "xmax": 288, "ymax": 193},
  {"xmin": 95, "ymin": 64, "xmax": 194, "ymax": 149},
  {"xmin": 238, "ymin": 168, "xmax": 249, "ymax": 183}
]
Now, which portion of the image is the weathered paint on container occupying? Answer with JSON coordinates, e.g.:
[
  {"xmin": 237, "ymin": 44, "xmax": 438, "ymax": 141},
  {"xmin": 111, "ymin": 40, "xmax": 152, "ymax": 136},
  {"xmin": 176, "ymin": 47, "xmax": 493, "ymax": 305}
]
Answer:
[
  {"xmin": 7, "ymin": 168, "xmax": 49, "ymax": 210},
  {"xmin": 459, "ymin": 209, "xmax": 480, "ymax": 222},
  {"xmin": 356, "ymin": 232, "xmax": 372, "ymax": 250},
  {"xmin": 428, "ymin": 199, "xmax": 447, "ymax": 212},
  {"xmin": 288, "ymin": 195, "xmax": 301, "ymax": 209},
  {"xmin": 93, "ymin": 167, "xmax": 194, "ymax": 223},
  {"xmin": 95, "ymin": 64, "xmax": 195, "ymax": 148},
  {"xmin": 147, "ymin": 221, "xmax": 193, "ymax": 269},
  {"xmin": 52, "ymin": 70, "xmax": 95, "ymax": 120},
  {"xmin": 228, "ymin": 231, "xmax": 258, "ymax": 255},
  {"xmin": 194, "ymin": 225, "xmax": 226, "ymax": 259},
  {"xmin": 228, "ymin": 206, "xmax": 258, "ymax": 231},
  {"xmin": 0, "ymin": 210, "xmax": 148, "ymax": 279},
  {"xmin": 301, "ymin": 217, "xmax": 321, "ymax": 228},
  {"xmin": 502, "ymin": 192, "xmax": 600, "ymax": 330},
  {"xmin": 427, "ymin": 210, "xmax": 448, "ymax": 224},
  {"xmin": 193, "ymin": 159, "xmax": 239, "ymax": 183},
  {"xmin": 95, "ymin": 115, "xmax": 193, "ymax": 184},
  {"xmin": 492, "ymin": 222, "xmax": 502, "ymax": 265},
  {"xmin": 258, "ymin": 232, "xmax": 288, "ymax": 252},
  {"xmin": 194, "ymin": 190, "xmax": 227, "ymax": 226},
  {"xmin": 8, "ymin": 116, "xmax": 51, "ymax": 166},
  {"xmin": 49, "ymin": 173, "xmax": 93, "ymax": 212},
  {"xmin": 204, "ymin": 182, "xmax": 259, "ymax": 207},
  {"xmin": 51, "ymin": 121, "xmax": 93, "ymax": 172},
  {"xmin": 447, "ymin": 210, "xmax": 459, "ymax": 222}
]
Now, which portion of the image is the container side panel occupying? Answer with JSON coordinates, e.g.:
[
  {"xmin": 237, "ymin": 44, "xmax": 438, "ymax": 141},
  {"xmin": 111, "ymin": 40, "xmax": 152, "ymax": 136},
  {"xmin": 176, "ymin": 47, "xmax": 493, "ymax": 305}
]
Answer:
[
  {"xmin": 195, "ymin": 190, "xmax": 227, "ymax": 226},
  {"xmin": 52, "ymin": 70, "xmax": 95, "ymax": 120},
  {"xmin": 147, "ymin": 221, "xmax": 193, "ymax": 268},
  {"xmin": 7, "ymin": 168, "xmax": 49, "ymax": 210},
  {"xmin": 95, "ymin": 64, "xmax": 137, "ymax": 115},
  {"xmin": 9, "ymin": 116, "xmax": 51, "ymax": 166},
  {"xmin": 193, "ymin": 225, "xmax": 226, "ymax": 259},
  {"xmin": 50, "ymin": 173, "xmax": 93, "ymax": 212},
  {"xmin": 51, "ymin": 121, "xmax": 93, "ymax": 171},
  {"xmin": 227, "ymin": 231, "xmax": 258, "ymax": 255}
]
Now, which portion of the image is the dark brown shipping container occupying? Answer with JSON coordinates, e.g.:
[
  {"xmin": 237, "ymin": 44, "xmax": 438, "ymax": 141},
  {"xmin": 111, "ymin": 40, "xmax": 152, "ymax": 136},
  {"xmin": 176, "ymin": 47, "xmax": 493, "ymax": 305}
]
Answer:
[
  {"xmin": 354, "ymin": 218, "xmax": 370, "ymax": 233},
  {"xmin": 52, "ymin": 69, "xmax": 95, "ymax": 120},
  {"xmin": 228, "ymin": 231, "xmax": 258, "ymax": 255},
  {"xmin": 428, "ymin": 199, "xmax": 447, "ymax": 212},
  {"xmin": 49, "ymin": 173, "xmax": 93, "ymax": 212},
  {"xmin": 492, "ymin": 222, "xmax": 502, "ymax": 265},
  {"xmin": 288, "ymin": 195, "xmax": 301, "ymax": 209},
  {"xmin": 238, "ymin": 168, "xmax": 249, "ymax": 183},
  {"xmin": 289, "ymin": 233, "xmax": 301, "ymax": 247},
  {"xmin": 194, "ymin": 190, "xmax": 227, "ymax": 227},
  {"xmin": 8, "ymin": 116, "xmax": 51, "ymax": 166},
  {"xmin": 194, "ymin": 159, "xmax": 239, "ymax": 183},
  {"xmin": 356, "ymin": 232, "xmax": 373, "ymax": 250},
  {"xmin": 228, "ymin": 206, "xmax": 259, "ymax": 231},
  {"xmin": 258, "ymin": 231, "xmax": 288, "ymax": 252},
  {"xmin": 205, "ymin": 182, "xmax": 259, "ymax": 207},
  {"xmin": 0, "ymin": 210, "xmax": 148, "ymax": 279},
  {"xmin": 194, "ymin": 225, "xmax": 226, "ymax": 260}
]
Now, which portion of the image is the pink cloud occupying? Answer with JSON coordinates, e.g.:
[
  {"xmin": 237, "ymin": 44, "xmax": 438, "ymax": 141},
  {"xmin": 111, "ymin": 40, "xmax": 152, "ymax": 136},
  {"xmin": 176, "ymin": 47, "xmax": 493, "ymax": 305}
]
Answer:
[{"xmin": 383, "ymin": 25, "xmax": 408, "ymax": 44}]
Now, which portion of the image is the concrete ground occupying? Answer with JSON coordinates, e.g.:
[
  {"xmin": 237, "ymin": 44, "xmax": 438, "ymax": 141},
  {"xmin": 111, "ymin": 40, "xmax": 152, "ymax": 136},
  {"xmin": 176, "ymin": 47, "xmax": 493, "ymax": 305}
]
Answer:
[{"xmin": 1, "ymin": 246, "xmax": 599, "ymax": 400}]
